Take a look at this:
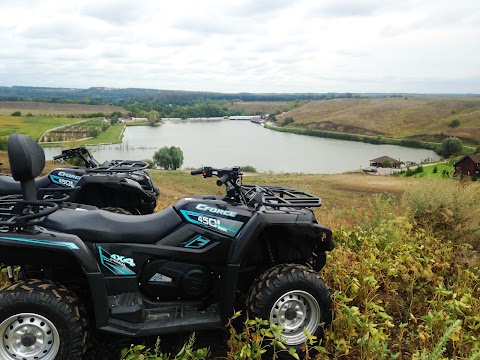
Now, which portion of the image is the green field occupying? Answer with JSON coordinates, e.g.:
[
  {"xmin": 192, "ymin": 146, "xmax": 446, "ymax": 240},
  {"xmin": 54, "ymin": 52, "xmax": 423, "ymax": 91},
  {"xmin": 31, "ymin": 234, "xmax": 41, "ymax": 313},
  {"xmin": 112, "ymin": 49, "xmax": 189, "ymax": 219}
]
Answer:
[
  {"xmin": 41, "ymin": 124, "xmax": 126, "ymax": 147},
  {"xmin": 400, "ymin": 163, "xmax": 453, "ymax": 178},
  {"xmin": 0, "ymin": 115, "xmax": 80, "ymax": 140},
  {"xmin": 75, "ymin": 123, "xmax": 125, "ymax": 145}
]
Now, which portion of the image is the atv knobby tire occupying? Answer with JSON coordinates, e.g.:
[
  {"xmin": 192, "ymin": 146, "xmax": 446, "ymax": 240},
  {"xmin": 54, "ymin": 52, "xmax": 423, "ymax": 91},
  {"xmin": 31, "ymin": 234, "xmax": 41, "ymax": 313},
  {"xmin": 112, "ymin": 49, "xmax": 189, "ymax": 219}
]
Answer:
[
  {"xmin": 0, "ymin": 279, "xmax": 87, "ymax": 360},
  {"xmin": 102, "ymin": 207, "xmax": 132, "ymax": 215},
  {"xmin": 246, "ymin": 264, "xmax": 331, "ymax": 350}
]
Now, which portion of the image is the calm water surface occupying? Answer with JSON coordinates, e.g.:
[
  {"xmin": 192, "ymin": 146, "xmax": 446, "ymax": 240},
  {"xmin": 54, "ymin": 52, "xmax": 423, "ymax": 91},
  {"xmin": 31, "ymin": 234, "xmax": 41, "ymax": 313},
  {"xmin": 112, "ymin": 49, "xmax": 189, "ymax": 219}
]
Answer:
[{"xmin": 43, "ymin": 120, "xmax": 439, "ymax": 174}]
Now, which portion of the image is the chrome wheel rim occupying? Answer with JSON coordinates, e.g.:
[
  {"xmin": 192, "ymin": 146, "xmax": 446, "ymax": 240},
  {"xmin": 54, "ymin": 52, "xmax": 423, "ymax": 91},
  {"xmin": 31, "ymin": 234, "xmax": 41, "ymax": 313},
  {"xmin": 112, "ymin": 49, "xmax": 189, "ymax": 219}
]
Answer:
[
  {"xmin": 0, "ymin": 313, "xmax": 60, "ymax": 360},
  {"xmin": 269, "ymin": 290, "xmax": 321, "ymax": 345}
]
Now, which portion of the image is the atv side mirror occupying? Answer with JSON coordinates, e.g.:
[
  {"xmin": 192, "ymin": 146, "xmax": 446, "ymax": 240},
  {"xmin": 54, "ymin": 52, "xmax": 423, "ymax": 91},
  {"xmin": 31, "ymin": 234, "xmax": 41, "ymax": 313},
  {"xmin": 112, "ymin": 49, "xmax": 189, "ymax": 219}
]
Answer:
[{"xmin": 7, "ymin": 134, "xmax": 45, "ymax": 201}]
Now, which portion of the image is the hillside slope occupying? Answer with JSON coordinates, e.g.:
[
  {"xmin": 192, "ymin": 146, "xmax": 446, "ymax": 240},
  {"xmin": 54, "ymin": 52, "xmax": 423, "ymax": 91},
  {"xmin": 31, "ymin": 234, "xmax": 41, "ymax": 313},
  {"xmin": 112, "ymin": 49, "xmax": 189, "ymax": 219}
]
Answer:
[{"xmin": 276, "ymin": 97, "xmax": 480, "ymax": 144}]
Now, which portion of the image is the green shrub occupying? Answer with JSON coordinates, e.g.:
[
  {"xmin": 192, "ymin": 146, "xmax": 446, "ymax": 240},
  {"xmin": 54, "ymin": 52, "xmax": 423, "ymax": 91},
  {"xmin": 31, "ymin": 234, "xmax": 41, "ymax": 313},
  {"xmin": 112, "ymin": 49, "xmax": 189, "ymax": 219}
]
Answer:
[
  {"xmin": 240, "ymin": 165, "xmax": 257, "ymax": 173},
  {"xmin": 323, "ymin": 215, "xmax": 480, "ymax": 358},
  {"xmin": 153, "ymin": 146, "xmax": 184, "ymax": 170},
  {"xmin": 281, "ymin": 116, "xmax": 294, "ymax": 126},
  {"xmin": 448, "ymin": 119, "xmax": 460, "ymax": 128},
  {"xmin": 121, "ymin": 334, "xmax": 209, "ymax": 360},
  {"xmin": 11, "ymin": 111, "xmax": 21, "ymax": 116},
  {"xmin": 435, "ymin": 137, "xmax": 463, "ymax": 158}
]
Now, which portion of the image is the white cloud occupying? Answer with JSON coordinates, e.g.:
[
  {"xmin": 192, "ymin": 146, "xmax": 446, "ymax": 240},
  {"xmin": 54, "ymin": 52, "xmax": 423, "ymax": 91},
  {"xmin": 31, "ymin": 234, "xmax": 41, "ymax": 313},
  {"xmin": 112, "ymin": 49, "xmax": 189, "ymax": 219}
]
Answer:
[{"xmin": 0, "ymin": 0, "xmax": 479, "ymax": 93}]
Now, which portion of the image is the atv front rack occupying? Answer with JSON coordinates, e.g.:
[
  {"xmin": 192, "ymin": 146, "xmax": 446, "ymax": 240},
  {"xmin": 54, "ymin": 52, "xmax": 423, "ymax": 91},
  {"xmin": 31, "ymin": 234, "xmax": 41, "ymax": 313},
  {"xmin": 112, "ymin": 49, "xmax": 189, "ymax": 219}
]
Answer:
[
  {"xmin": 241, "ymin": 185, "xmax": 322, "ymax": 208},
  {"xmin": 0, "ymin": 198, "xmax": 58, "ymax": 228}
]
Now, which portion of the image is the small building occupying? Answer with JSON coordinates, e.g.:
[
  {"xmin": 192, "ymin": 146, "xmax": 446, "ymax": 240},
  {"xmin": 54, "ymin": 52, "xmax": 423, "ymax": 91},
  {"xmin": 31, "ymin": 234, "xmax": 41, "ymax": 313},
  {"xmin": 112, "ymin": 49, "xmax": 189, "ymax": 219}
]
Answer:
[
  {"xmin": 454, "ymin": 154, "xmax": 480, "ymax": 177},
  {"xmin": 369, "ymin": 156, "xmax": 402, "ymax": 168}
]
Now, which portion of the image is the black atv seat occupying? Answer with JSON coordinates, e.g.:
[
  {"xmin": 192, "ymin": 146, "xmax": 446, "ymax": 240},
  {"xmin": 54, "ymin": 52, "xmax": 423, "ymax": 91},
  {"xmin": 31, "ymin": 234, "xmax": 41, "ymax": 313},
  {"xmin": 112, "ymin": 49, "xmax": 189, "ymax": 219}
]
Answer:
[
  {"xmin": 42, "ymin": 207, "xmax": 183, "ymax": 243},
  {"xmin": 0, "ymin": 174, "xmax": 50, "ymax": 196}
]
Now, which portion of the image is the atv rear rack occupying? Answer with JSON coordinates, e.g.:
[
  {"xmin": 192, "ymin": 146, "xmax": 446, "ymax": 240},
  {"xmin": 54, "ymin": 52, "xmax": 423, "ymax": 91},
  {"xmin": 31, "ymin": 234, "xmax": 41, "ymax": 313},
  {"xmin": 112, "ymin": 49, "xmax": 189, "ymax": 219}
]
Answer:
[
  {"xmin": 0, "ymin": 197, "xmax": 58, "ymax": 228},
  {"xmin": 91, "ymin": 160, "xmax": 150, "ymax": 173},
  {"xmin": 53, "ymin": 147, "xmax": 149, "ymax": 172},
  {"xmin": 241, "ymin": 185, "xmax": 322, "ymax": 208}
]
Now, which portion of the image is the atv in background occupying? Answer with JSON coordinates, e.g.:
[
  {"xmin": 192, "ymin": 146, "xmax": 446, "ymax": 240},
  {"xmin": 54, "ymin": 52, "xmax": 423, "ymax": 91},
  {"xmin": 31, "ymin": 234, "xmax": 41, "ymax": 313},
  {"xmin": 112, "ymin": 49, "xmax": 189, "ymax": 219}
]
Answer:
[
  {"xmin": 0, "ymin": 134, "xmax": 333, "ymax": 359},
  {"xmin": 0, "ymin": 144, "xmax": 159, "ymax": 214}
]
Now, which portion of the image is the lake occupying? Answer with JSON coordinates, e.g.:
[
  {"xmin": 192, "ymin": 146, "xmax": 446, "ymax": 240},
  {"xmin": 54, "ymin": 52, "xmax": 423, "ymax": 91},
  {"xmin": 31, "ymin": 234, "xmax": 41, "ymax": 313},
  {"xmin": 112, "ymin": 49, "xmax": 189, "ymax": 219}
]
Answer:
[{"xmin": 43, "ymin": 119, "xmax": 439, "ymax": 174}]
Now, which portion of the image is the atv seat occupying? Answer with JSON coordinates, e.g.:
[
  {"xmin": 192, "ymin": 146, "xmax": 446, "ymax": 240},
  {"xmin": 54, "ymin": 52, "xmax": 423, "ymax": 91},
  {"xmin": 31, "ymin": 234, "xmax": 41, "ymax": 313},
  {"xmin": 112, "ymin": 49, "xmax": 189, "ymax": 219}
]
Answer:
[
  {"xmin": 0, "ymin": 174, "xmax": 51, "ymax": 196},
  {"xmin": 42, "ymin": 207, "xmax": 183, "ymax": 243}
]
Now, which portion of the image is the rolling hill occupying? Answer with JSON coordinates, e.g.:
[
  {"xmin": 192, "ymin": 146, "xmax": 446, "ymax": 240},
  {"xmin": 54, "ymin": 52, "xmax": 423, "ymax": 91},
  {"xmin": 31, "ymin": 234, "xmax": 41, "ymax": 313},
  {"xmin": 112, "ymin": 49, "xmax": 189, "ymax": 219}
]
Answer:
[{"xmin": 276, "ymin": 97, "xmax": 480, "ymax": 145}]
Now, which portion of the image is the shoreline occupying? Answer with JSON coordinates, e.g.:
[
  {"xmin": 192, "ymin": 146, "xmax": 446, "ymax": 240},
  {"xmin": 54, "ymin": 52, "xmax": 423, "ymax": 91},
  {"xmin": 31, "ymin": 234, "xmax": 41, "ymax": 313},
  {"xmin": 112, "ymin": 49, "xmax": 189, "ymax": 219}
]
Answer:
[{"xmin": 264, "ymin": 125, "xmax": 476, "ymax": 153}]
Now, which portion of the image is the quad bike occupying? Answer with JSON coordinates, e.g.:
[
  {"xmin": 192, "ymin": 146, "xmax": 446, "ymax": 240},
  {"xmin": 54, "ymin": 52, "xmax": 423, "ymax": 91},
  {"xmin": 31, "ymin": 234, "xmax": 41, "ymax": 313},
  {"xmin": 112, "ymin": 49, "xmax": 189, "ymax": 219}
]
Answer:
[
  {"xmin": 0, "ymin": 134, "xmax": 334, "ymax": 359},
  {"xmin": 0, "ymin": 145, "xmax": 159, "ymax": 214}
]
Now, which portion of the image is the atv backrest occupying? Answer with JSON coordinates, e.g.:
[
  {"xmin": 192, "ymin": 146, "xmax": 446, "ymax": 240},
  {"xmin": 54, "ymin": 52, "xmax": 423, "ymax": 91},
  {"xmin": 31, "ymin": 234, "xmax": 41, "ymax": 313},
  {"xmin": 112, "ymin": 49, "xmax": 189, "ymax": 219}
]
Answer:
[{"xmin": 7, "ymin": 134, "xmax": 45, "ymax": 201}]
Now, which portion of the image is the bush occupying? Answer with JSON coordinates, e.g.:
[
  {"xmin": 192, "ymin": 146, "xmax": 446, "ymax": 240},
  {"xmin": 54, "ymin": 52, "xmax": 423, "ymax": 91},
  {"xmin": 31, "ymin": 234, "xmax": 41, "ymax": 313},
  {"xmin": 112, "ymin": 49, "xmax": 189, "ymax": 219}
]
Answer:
[
  {"xmin": 121, "ymin": 334, "xmax": 208, "ymax": 360},
  {"xmin": 280, "ymin": 116, "xmax": 294, "ymax": 127},
  {"xmin": 435, "ymin": 137, "xmax": 463, "ymax": 158},
  {"xmin": 401, "ymin": 179, "xmax": 480, "ymax": 248},
  {"xmin": 11, "ymin": 111, "xmax": 21, "ymax": 116},
  {"xmin": 153, "ymin": 146, "xmax": 184, "ymax": 170},
  {"xmin": 323, "ymin": 212, "xmax": 480, "ymax": 358},
  {"xmin": 142, "ymin": 159, "xmax": 154, "ymax": 168},
  {"xmin": 381, "ymin": 160, "xmax": 393, "ymax": 168},
  {"xmin": 240, "ymin": 165, "xmax": 257, "ymax": 173},
  {"xmin": 448, "ymin": 119, "xmax": 460, "ymax": 128},
  {"xmin": 432, "ymin": 165, "xmax": 438, "ymax": 173}
]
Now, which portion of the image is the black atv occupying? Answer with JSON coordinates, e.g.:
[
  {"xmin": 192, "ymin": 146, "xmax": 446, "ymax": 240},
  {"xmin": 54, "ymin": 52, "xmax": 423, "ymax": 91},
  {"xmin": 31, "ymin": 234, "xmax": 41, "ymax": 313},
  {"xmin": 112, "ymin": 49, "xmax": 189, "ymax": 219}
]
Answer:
[
  {"xmin": 0, "ymin": 145, "xmax": 159, "ymax": 214},
  {"xmin": 0, "ymin": 134, "xmax": 334, "ymax": 359}
]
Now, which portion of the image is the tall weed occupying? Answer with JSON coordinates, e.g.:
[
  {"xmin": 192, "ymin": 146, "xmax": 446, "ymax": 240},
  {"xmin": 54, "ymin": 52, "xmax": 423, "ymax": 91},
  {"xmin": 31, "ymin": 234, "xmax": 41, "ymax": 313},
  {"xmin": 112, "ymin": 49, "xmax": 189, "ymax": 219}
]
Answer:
[
  {"xmin": 401, "ymin": 179, "xmax": 480, "ymax": 249},
  {"xmin": 321, "ymin": 213, "xmax": 480, "ymax": 359}
]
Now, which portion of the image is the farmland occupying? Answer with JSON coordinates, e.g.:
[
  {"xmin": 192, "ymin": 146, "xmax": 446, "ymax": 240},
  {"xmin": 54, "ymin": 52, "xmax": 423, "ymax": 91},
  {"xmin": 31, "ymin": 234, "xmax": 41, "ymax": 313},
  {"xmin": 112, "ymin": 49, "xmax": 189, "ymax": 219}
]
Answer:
[
  {"xmin": 0, "ymin": 115, "xmax": 80, "ymax": 141},
  {"xmin": 0, "ymin": 101, "xmax": 126, "ymax": 116}
]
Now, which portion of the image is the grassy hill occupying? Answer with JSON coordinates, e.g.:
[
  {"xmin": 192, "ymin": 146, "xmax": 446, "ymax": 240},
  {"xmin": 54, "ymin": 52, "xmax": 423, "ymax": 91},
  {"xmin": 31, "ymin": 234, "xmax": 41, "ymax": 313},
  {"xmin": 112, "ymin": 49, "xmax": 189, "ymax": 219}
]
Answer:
[{"xmin": 276, "ymin": 97, "xmax": 480, "ymax": 145}]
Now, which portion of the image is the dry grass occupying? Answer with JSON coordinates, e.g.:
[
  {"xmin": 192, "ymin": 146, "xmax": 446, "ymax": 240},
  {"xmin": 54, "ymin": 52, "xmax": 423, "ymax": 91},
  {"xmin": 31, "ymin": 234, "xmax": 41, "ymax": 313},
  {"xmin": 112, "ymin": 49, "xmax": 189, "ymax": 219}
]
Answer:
[
  {"xmin": 0, "ymin": 101, "xmax": 126, "ymax": 116},
  {"xmin": 149, "ymin": 170, "xmax": 429, "ymax": 230},
  {"xmin": 277, "ymin": 97, "xmax": 480, "ymax": 144},
  {"xmin": 223, "ymin": 101, "xmax": 293, "ymax": 114}
]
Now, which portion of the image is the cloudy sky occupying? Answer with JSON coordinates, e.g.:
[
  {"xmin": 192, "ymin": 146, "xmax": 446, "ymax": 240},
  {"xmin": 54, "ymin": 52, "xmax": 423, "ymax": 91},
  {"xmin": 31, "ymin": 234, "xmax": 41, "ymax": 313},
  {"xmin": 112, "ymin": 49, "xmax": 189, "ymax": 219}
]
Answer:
[{"xmin": 0, "ymin": 0, "xmax": 479, "ymax": 93}]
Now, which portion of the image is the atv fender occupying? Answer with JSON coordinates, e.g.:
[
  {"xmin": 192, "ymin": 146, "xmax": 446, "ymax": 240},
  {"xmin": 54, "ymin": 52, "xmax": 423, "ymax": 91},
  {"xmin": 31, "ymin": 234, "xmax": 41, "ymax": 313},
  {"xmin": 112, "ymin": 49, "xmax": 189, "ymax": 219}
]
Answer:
[{"xmin": 0, "ymin": 229, "xmax": 110, "ymax": 328}]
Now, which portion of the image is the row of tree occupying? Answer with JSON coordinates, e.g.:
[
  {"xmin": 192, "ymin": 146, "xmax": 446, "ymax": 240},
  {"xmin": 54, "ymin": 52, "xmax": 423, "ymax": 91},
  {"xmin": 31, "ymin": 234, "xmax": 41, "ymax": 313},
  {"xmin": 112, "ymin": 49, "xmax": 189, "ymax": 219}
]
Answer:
[{"xmin": 0, "ymin": 86, "xmax": 352, "ymax": 104}]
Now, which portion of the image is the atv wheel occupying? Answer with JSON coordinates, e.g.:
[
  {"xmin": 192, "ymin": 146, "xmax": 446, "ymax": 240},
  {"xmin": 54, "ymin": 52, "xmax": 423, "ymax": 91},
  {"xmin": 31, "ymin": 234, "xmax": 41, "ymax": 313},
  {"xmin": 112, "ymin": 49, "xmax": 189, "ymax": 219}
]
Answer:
[
  {"xmin": 102, "ymin": 207, "xmax": 132, "ymax": 215},
  {"xmin": 0, "ymin": 280, "xmax": 87, "ymax": 360},
  {"xmin": 246, "ymin": 264, "xmax": 331, "ymax": 348}
]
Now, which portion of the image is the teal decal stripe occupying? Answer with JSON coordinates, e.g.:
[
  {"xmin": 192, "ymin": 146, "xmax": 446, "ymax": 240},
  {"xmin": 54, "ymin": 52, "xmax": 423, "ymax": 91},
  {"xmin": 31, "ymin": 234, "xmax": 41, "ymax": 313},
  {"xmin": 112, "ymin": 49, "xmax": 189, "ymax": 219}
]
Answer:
[
  {"xmin": 0, "ymin": 236, "xmax": 79, "ymax": 250},
  {"xmin": 180, "ymin": 209, "xmax": 243, "ymax": 237},
  {"xmin": 49, "ymin": 174, "xmax": 80, "ymax": 188},
  {"xmin": 184, "ymin": 236, "xmax": 211, "ymax": 249},
  {"xmin": 98, "ymin": 246, "xmax": 135, "ymax": 276}
]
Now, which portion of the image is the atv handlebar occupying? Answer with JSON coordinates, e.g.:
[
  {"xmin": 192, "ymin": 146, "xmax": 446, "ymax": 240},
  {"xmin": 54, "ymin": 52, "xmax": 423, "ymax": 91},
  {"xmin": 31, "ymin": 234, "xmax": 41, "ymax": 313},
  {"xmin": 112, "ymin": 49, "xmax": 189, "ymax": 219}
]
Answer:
[
  {"xmin": 190, "ymin": 167, "xmax": 241, "ymax": 186},
  {"xmin": 53, "ymin": 147, "xmax": 99, "ymax": 167},
  {"xmin": 190, "ymin": 166, "xmax": 322, "ymax": 208},
  {"xmin": 216, "ymin": 174, "xmax": 229, "ymax": 186}
]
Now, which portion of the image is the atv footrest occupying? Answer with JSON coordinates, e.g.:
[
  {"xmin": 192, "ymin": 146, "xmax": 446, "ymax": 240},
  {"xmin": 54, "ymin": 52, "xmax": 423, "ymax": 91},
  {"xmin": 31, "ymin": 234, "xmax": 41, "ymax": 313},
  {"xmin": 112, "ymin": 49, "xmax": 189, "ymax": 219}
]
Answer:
[
  {"xmin": 101, "ymin": 303, "xmax": 223, "ymax": 337},
  {"xmin": 109, "ymin": 292, "xmax": 144, "ymax": 323}
]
